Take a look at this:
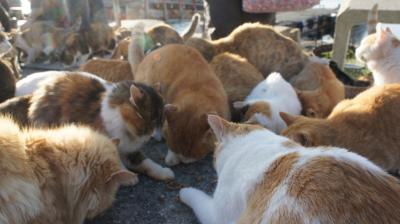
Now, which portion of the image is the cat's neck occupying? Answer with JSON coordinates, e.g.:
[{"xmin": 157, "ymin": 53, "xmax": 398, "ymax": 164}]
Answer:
[
  {"xmin": 369, "ymin": 48, "xmax": 400, "ymax": 85},
  {"xmin": 100, "ymin": 84, "xmax": 126, "ymax": 139}
]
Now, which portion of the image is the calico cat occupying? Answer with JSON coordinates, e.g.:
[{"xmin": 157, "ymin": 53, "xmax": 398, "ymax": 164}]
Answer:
[
  {"xmin": 80, "ymin": 58, "xmax": 133, "ymax": 82},
  {"xmin": 180, "ymin": 115, "xmax": 400, "ymax": 224},
  {"xmin": 356, "ymin": 4, "xmax": 400, "ymax": 85},
  {"xmin": 16, "ymin": 71, "xmax": 174, "ymax": 180},
  {"xmin": 0, "ymin": 116, "xmax": 137, "ymax": 224},
  {"xmin": 210, "ymin": 52, "xmax": 263, "ymax": 121},
  {"xmin": 134, "ymin": 44, "xmax": 230, "ymax": 166},
  {"xmin": 233, "ymin": 72, "xmax": 301, "ymax": 133},
  {"xmin": 290, "ymin": 61, "xmax": 345, "ymax": 118},
  {"xmin": 281, "ymin": 84, "xmax": 400, "ymax": 172},
  {"xmin": 185, "ymin": 23, "xmax": 309, "ymax": 80}
]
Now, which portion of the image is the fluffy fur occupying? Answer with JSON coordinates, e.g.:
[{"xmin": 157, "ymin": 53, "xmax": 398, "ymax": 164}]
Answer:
[
  {"xmin": 234, "ymin": 72, "xmax": 301, "ymax": 133},
  {"xmin": 185, "ymin": 23, "xmax": 309, "ymax": 80},
  {"xmin": 356, "ymin": 5, "xmax": 400, "ymax": 86},
  {"xmin": 134, "ymin": 44, "xmax": 230, "ymax": 165},
  {"xmin": 0, "ymin": 116, "xmax": 137, "ymax": 224},
  {"xmin": 15, "ymin": 71, "xmax": 173, "ymax": 180},
  {"xmin": 290, "ymin": 61, "xmax": 345, "ymax": 117},
  {"xmin": 80, "ymin": 58, "xmax": 133, "ymax": 82},
  {"xmin": 180, "ymin": 115, "xmax": 400, "ymax": 224},
  {"xmin": 210, "ymin": 52, "xmax": 263, "ymax": 121},
  {"xmin": 281, "ymin": 84, "xmax": 400, "ymax": 172}
]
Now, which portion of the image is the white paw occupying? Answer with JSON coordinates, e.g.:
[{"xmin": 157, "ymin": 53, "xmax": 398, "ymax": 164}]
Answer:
[
  {"xmin": 157, "ymin": 167, "xmax": 175, "ymax": 180},
  {"xmin": 151, "ymin": 128, "xmax": 163, "ymax": 141},
  {"xmin": 165, "ymin": 150, "xmax": 180, "ymax": 166},
  {"xmin": 179, "ymin": 187, "xmax": 196, "ymax": 204}
]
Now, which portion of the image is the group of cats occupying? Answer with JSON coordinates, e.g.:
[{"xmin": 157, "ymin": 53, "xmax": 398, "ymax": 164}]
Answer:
[{"xmin": 1, "ymin": 4, "xmax": 400, "ymax": 223}]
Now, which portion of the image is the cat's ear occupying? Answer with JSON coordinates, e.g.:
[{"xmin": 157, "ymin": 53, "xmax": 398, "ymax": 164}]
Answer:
[
  {"xmin": 111, "ymin": 138, "xmax": 120, "ymax": 146},
  {"xmin": 292, "ymin": 132, "xmax": 313, "ymax": 147},
  {"xmin": 130, "ymin": 84, "xmax": 144, "ymax": 106},
  {"xmin": 207, "ymin": 114, "xmax": 229, "ymax": 141},
  {"xmin": 279, "ymin": 112, "xmax": 299, "ymax": 126},
  {"xmin": 107, "ymin": 170, "xmax": 138, "ymax": 187}
]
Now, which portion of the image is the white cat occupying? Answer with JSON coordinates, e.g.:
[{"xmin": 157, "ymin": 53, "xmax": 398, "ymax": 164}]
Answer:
[
  {"xmin": 233, "ymin": 72, "xmax": 301, "ymax": 133},
  {"xmin": 179, "ymin": 115, "xmax": 400, "ymax": 224}
]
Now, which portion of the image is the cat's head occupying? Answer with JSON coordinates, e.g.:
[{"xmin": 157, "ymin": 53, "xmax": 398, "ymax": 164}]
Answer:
[
  {"xmin": 163, "ymin": 104, "xmax": 216, "ymax": 160},
  {"xmin": 356, "ymin": 25, "xmax": 400, "ymax": 65},
  {"xmin": 297, "ymin": 89, "xmax": 331, "ymax": 118},
  {"xmin": 109, "ymin": 81, "xmax": 164, "ymax": 137},
  {"xmin": 233, "ymin": 100, "xmax": 276, "ymax": 130},
  {"xmin": 207, "ymin": 114, "xmax": 263, "ymax": 166},
  {"xmin": 280, "ymin": 112, "xmax": 335, "ymax": 147}
]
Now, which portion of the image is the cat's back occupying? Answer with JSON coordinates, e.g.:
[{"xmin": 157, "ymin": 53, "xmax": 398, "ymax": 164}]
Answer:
[
  {"xmin": 29, "ymin": 72, "xmax": 107, "ymax": 128},
  {"xmin": 80, "ymin": 58, "xmax": 133, "ymax": 82},
  {"xmin": 239, "ymin": 147, "xmax": 400, "ymax": 224}
]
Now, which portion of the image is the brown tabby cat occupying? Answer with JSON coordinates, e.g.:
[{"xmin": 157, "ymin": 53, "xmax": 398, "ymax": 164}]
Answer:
[
  {"xmin": 210, "ymin": 52, "xmax": 263, "ymax": 120},
  {"xmin": 281, "ymin": 84, "xmax": 400, "ymax": 172},
  {"xmin": 20, "ymin": 71, "xmax": 173, "ymax": 180},
  {"xmin": 185, "ymin": 23, "xmax": 309, "ymax": 80},
  {"xmin": 80, "ymin": 58, "xmax": 133, "ymax": 82},
  {"xmin": 0, "ymin": 116, "xmax": 137, "ymax": 224},
  {"xmin": 134, "ymin": 44, "xmax": 230, "ymax": 166},
  {"xmin": 290, "ymin": 61, "xmax": 345, "ymax": 117}
]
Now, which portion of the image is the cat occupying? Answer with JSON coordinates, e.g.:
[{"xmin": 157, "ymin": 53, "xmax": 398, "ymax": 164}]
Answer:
[
  {"xmin": 16, "ymin": 71, "xmax": 174, "ymax": 180},
  {"xmin": 134, "ymin": 43, "xmax": 230, "ymax": 166},
  {"xmin": 112, "ymin": 14, "xmax": 200, "ymax": 60},
  {"xmin": 210, "ymin": 52, "xmax": 263, "ymax": 121},
  {"xmin": 290, "ymin": 61, "xmax": 345, "ymax": 117},
  {"xmin": 80, "ymin": 58, "xmax": 133, "ymax": 82},
  {"xmin": 233, "ymin": 72, "xmax": 301, "ymax": 133},
  {"xmin": 185, "ymin": 23, "xmax": 309, "ymax": 80},
  {"xmin": 180, "ymin": 114, "xmax": 400, "ymax": 224},
  {"xmin": 60, "ymin": 32, "xmax": 91, "ymax": 66},
  {"xmin": 328, "ymin": 60, "xmax": 371, "ymax": 87},
  {"xmin": 0, "ymin": 95, "xmax": 31, "ymax": 127},
  {"xmin": 0, "ymin": 58, "xmax": 16, "ymax": 103},
  {"xmin": 0, "ymin": 31, "xmax": 12, "ymax": 57},
  {"xmin": 0, "ymin": 116, "xmax": 137, "ymax": 224},
  {"xmin": 281, "ymin": 84, "xmax": 400, "ymax": 172},
  {"xmin": 356, "ymin": 4, "xmax": 400, "ymax": 86}
]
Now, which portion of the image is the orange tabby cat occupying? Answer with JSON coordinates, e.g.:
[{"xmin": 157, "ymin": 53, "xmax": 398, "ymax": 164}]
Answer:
[
  {"xmin": 0, "ymin": 116, "xmax": 137, "ymax": 224},
  {"xmin": 290, "ymin": 61, "xmax": 345, "ymax": 117},
  {"xmin": 210, "ymin": 52, "xmax": 263, "ymax": 120},
  {"xmin": 185, "ymin": 23, "xmax": 309, "ymax": 80},
  {"xmin": 80, "ymin": 58, "xmax": 133, "ymax": 82},
  {"xmin": 281, "ymin": 84, "xmax": 400, "ymax": 172},
  {"xmin": 134, "ymin": 44, "xmax": 230, "ymax": 166}
]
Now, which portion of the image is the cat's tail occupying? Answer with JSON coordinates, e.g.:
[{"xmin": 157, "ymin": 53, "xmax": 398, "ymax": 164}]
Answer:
[
  {"xmin": 182, "ymin": 13, "xmax": 200, "ymax": 41},
  {"xmin": 367, "ymin": 4, "xmax": 378, "ymax": 34},
  {"xmin": 128, "ymin": 23, "xmax": 146, "ymax": 75}
]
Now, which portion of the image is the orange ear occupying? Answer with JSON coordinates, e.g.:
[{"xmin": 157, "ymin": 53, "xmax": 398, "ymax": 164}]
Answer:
[
  {"xmin": 107, "ymin": 170, "xmax": 138, "ymax": 186},
  {"xmin": 279, "ymin": 112, "xmax": 298, "ymax": 126},
  {"xmin": 130, "ymin": 84, "xmax": 144, "ymax": 106},
  {"xmin": 207, "ymin": 114, "xmax": 228, "ymax": 141}
]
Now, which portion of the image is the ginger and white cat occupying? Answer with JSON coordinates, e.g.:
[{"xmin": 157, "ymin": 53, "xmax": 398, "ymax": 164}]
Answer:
[
  {"xmin": 356, "ymin": 4, "xmax": 400, "ymax": 85},
  {"xmin": 180, "ymin": 115, "xmax": 400, "ymax": 224},
  {"xmin": 0, "ymin": 116, "xmax": 137, "ymax": 224},
  {"xmin": 15, "ymin": 71, "xmax": 173, "ymax": 180},
  {"xmin": 290, "ymin": 61, "xmax": 345, "ymax": 117},
  {"xmin": 134, "ymin": 43, "xmax": 230, "ymax": 166},
  {"xmin": 281, "ymin": 84, "xmax": 400, "ymax": 172},
  {"xmin": 185, "ymin": 23, "xmax": 309, "ymax": 80},
  {"xmin": 234, "ymin": 72, "xmax": 301, "ymax": 133},
  {"xmin": 210, "ymin": 52, "xmax": 263, "ymax": 121}
]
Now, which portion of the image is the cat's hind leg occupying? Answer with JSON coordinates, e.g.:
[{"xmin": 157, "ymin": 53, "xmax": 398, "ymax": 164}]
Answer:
[
  {"xmin": 180, "ymin": 187, "xmax": 217, "ymax": 224},
  {"xmin": 122, "ymin": 151, "xmax": 175, "ymax": 180}
]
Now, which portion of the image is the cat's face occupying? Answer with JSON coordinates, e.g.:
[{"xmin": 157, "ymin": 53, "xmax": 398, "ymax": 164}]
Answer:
[
  {"xmin": 356, "ymin": 27, "xmax": 399, "ymax": 64},
  {"xmin": 110, "ymin": 82, "xmax": 164, "ymax": 137},
  {"xmin": 163, "ymin": 105, "xmax": 216, "ymax": 160},
  {"xmin": 280, "ymin": 112, "xmax": 334, "ymax": 147},
  {"xmin": 297, "ymin": 90, "xmax": 330, "ymax": 118}
]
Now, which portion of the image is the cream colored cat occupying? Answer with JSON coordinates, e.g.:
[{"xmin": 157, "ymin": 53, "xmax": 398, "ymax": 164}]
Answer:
[
  {"xmin": 281, "ymin": 84, "xmax": 400, "ymax": 172},
  {"xmin": 180, "ymin": 115, "xmax": 400, "ymax": 224},
  {"xmin": 0, "ymin": 116, "xmax": 137, "ymax": 224}
]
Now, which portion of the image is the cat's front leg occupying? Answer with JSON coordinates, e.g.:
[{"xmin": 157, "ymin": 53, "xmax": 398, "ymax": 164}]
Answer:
[
  {"xmin": 122, "ymin": 151, "xmax": 175, "ymax": 180},
  {"xmin": 180, "ymin": 187, "xmax": 217, "ymax": 224}
]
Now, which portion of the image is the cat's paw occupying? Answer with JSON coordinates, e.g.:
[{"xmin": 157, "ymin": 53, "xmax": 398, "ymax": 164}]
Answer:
[
  {"xmin": 156, "ymin": 167, "xmax": 175, "ymax": 180},
  {"xmin": 179, "ymin": 187, "xmax": 196, "ymax": 205},
  {"xmin": 165, "ymin": 149, "xmax": 180, "ymax": 166}
]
